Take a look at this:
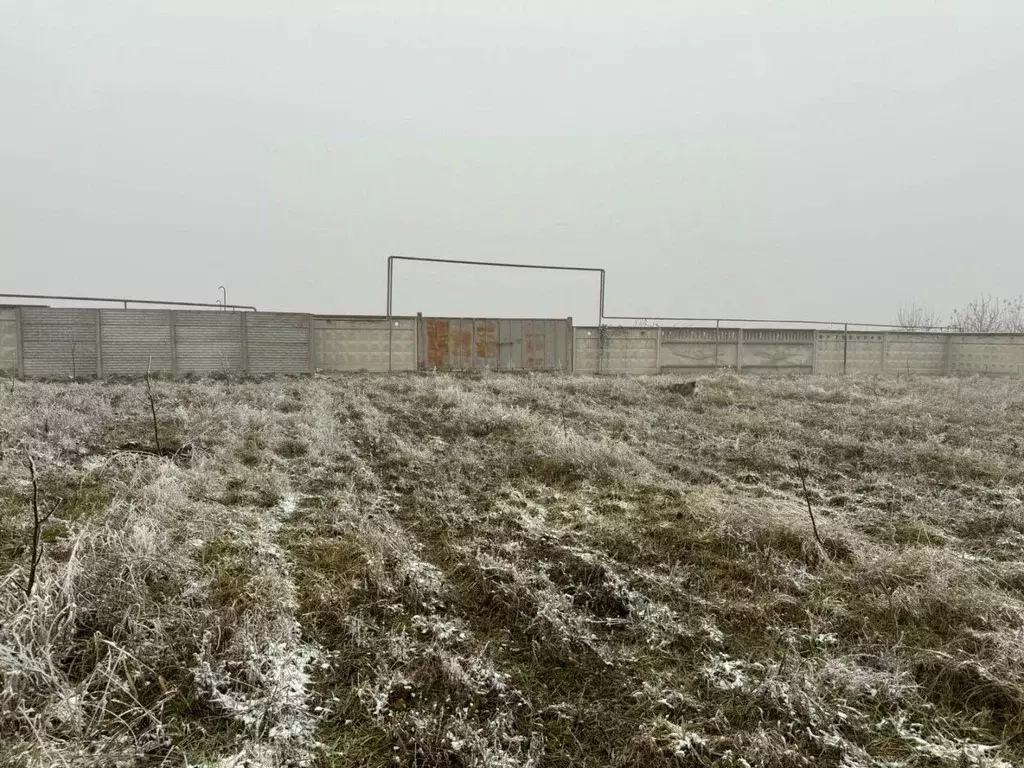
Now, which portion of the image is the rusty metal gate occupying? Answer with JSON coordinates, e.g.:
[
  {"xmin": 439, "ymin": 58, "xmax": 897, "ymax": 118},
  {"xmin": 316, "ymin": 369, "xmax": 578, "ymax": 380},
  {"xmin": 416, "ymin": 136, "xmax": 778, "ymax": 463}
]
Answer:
[{"xmin": 419, "ymin": 317, "xmax": 572, "ymax": 371}]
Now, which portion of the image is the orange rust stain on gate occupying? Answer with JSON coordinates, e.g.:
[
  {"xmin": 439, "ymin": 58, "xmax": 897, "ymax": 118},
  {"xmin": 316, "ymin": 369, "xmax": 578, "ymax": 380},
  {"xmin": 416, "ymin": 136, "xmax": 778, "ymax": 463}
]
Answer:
[
  {"xmin": 476, "ymin": 321, "xmax": 498, "ymax": 366},
  {"xmin": 425, "ymin": 319, "xmax": 450, "ymax": 369},
  {"xmin": 454, "ymin": 330, "xmax": 472, "ymax": 367}
]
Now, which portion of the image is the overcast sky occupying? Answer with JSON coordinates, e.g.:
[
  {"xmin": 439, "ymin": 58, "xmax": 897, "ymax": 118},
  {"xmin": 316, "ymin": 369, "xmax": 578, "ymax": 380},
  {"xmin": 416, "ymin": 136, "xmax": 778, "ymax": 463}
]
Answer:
[{"xmin": 2, "ymin": 1, "xmax": 1023, "ymax": 325}]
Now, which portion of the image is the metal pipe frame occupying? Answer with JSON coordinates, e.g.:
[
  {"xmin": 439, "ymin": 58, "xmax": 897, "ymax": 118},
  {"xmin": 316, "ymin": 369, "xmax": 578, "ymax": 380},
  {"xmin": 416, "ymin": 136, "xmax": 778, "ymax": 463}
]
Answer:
[
  {"xmin": 387, "ymin": 255, "xmax": 606, "ymax": 372},
  {"xmin": 601, "ymin": 314, "xmax": 954, "ymax": 331},
  {"xmin": 0, "ymin": 292, "xmax": 257, "ymax": 312},
  {"xmin": 386, "ymin": 255, "xmax": 605, "ymax": 322}
]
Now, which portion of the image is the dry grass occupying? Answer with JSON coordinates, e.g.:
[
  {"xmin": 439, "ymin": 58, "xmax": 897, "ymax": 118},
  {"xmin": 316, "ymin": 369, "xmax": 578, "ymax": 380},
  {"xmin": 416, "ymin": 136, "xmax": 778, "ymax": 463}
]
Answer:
[{"xmin": 1, "ymin": 372, "xmax": 1023, "ymax": 767}]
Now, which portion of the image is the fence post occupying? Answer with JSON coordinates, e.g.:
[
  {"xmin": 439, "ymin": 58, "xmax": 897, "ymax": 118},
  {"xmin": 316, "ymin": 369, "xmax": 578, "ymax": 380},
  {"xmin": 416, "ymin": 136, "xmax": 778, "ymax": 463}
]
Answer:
[
  {"xmin": 843, "ymin": 323, "xmax": 849, "ymax": 375},
  {"xmin": 714, "ymin": 319, "xmax": 721, "ymax": 369},
  {"xmin": 470, "ymin": 318, "xmax": 478, "ymax": 370},
  {"xmin": 736, "ymin": 328, "xmax": 743, "ymax": 373},
  {"xmin": 416, "ymin": 313, "xmax": 424, "ymax": 371},
  {"xmin": 308, "ymin": 314, "xmax": 316, "ymax": 374},
  {"xmin": 240, "ymin": 313, "xmax": 249, "ymax": 374},
  {"xmin": 567, "ymin": 317, "xmax": 574, "ymax": 374},
  {"xmin": 810, "ymin": 330, "xmax": 818, "ymax": 374},
  {"xmin": 944, "ymin": 334, "xmax": 953, "ymax": 375},
  {"xmin": 15, "ymin": 307, "xmax": 25, "ymax": 378},
  {"xmin": 95, "ymin": 310, "xmax": 103, "ymax": 379},
  {"xmin": 881, "ymin": 332, "xmax": 888, "ymax": 373},
  {"xmin": 622, "ymin": 327, "xmax": 629, "ymax": 376},
  {"xmin": 655, "ymin": 325, "xmax": 662, "ymax": 374},
  {"xmin": 168, "ymin": 311, "xmax": 178, "ymax": 376}
]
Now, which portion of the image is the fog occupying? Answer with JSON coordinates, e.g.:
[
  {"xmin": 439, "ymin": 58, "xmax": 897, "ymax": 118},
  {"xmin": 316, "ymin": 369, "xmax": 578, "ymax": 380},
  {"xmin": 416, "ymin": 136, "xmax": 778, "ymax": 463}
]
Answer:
[{"xmin": 3, "ymin": 2, "xmax": 1023, "ymax": 325}]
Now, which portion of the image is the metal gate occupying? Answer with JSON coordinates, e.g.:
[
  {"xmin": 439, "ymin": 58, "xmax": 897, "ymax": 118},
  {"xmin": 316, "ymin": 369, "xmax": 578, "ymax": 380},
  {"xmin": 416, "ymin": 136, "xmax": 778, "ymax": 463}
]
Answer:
[{"xmin": 419, "ymin": 317, "xmax": 572, "ymax": 371}]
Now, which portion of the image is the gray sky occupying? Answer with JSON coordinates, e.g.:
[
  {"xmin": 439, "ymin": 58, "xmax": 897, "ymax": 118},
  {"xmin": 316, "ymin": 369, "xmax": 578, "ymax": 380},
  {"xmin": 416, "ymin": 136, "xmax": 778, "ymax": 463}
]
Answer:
[{"xmin": 3, "ymin": 1, "xmax": 1023, "ymax": 326}]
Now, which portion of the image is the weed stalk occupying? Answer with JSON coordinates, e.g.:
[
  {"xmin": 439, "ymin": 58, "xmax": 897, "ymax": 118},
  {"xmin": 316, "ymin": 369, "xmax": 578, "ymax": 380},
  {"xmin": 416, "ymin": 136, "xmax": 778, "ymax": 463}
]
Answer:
[
  {"xmin": 146, "ymin": 356, "xmax": 162, "ymax": 454},
  {"xmin": 798, "ymin": 456, "xmax": 824, "ymax": 546},
  {"xmin": 23, "ymin": 452, "xmax": 57, "ymax": 598}
]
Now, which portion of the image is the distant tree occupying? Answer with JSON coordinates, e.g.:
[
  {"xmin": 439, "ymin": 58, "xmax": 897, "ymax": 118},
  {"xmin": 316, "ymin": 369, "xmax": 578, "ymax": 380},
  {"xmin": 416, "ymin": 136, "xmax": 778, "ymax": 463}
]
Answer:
[
  {"xmin": 949, "ymin": 294, "xmax": 1024, "ymax": 333},
  {"xmin": 1006, "ymin": 298, "xmax": 1024, "ymax": 333},
  {"xmin": 894, "ymin": 302, "xmax": 943, "ymax": 331}
]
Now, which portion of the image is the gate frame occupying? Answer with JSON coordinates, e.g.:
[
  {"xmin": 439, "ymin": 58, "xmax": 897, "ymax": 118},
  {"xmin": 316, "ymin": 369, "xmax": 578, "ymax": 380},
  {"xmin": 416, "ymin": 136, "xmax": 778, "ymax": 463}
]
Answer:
[{"xmin": 386, "ymin": 255, "xmax": 604, "ymax": 371}]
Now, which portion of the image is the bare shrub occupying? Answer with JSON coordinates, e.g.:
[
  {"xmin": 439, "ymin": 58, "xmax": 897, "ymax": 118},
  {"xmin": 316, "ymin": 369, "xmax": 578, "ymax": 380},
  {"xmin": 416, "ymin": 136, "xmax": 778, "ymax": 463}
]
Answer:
[
  {"xmin": 895, "ymin": 294, "xmax": 1024, "ymax": 333},
  {"xmin": 950, "ymin": 294, "xmax": 1024, "ymax": 333},
  {"xmin": 894, "ymin": 301, "xmax": 944, "ymax": 330}
]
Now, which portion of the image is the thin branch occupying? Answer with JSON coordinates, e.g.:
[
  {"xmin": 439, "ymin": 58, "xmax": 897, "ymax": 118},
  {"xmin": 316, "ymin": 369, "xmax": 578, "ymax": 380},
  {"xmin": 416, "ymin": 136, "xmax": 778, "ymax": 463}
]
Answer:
[
  {"xmin": 798, "ymin": 456, "xmax": 824, "ymax": 546},
  {"xmin": 23, "ymin": 452, "xmax": 55, "ymax": 598},
  {"xmin": 146, "ymin": 356, "xmax": 161, "ymax": 454}
]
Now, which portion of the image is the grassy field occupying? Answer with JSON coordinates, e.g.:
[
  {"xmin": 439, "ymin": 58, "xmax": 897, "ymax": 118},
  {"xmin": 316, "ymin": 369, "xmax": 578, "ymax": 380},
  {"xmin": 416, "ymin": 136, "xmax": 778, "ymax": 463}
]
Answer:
[{"xmin": 1, "ymin": 372, "xmax": 1023, "ymax": 767}]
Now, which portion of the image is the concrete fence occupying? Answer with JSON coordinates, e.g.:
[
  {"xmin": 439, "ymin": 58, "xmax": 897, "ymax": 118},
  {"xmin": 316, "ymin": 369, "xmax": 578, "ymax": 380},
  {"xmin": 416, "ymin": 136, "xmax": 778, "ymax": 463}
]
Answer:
[
  {"xmin": 2, "ymin": 306, "xmax": 1023, "ymax": 378},
  {"xmin": 313, "ymin": 315, "xmax": 417, "ymax": 373},
  {"xmin": 0, "ymin": 307, "xmax": 312, "ymax": 377},
  {"xmin": 575, "ymin": 326, "xmax": 1024, "ymax": 377}
]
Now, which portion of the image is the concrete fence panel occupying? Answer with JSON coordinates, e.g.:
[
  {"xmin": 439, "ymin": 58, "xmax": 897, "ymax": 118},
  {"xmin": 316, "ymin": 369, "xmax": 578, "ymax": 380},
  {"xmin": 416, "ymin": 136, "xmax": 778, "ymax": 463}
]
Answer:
[
  {"xmin": 660, "ymin": 327, "xmax": 737, "ymax": 374},
  {"xmin": 175, "ymin": 311, "xmax": 244, "ymax": 374},
  {"xmin": 21, "ymin": 308, "xmax": 99, "ymax": 378},
  {"xmin": 100, "ymin": 309, "xmax": 174, "ymax": 375},
  {"xmin": 247, "ymin": 313, "xmax": 312, "ymax": 374},
  {"xmin": 815, "ymin": 332, "xmax": 884, "ymax": 375},
  {"xmin": 885, "ymin": 332, "xmax": 947, "ymax": 375},
  {"xmin": 950, "ymin": 334, "xmax": 1024, "ymax": 375},
  {"xmin": 738, "ymin": 329, "xmax": 815, "ymax": 374},
  {"xmin": 0, "ymin": 309, "xmax": 18, "ymax": 373},
  {"xmin": 313, "ymin": 316, "xmax": 417, "ymax": 372},
  {"xmin": 574, "ymin": 327, "xmax": 658, "ymax": 375},
  {"xmin": 573, "ymin": 328, "xmax": 600, "ymax": 374}
]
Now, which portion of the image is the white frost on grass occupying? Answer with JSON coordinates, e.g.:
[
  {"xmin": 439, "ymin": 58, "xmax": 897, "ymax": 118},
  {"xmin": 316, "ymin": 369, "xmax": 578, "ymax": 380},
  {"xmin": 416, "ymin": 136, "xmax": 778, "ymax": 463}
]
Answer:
[
  {"xmin": 877, "ymin": 716, "xmax": 1015, "ymax": 768},
  {"xmin": 194, "ymin": 744, "xmax": 293, "ymax": 768},
  {"xmin": 278, "ymin": 492, "xmax": 299, "ymax": 517},
  {"xmin": 702, "ymin": 653, "xmax": 760, "ymax": 692},
  {"xmin": 665, "ymin": 723, "xmax": 709, "ymax": 759},
  {"xmin": 193, "ymin": 631, "xmax": 321, "ymax": 736},
  {"xmin": 192, "ymin": 491, "xmax": 322, "ymax": 767}
]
